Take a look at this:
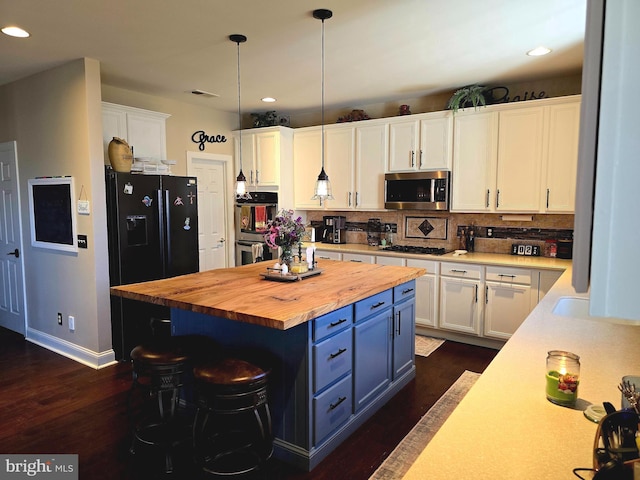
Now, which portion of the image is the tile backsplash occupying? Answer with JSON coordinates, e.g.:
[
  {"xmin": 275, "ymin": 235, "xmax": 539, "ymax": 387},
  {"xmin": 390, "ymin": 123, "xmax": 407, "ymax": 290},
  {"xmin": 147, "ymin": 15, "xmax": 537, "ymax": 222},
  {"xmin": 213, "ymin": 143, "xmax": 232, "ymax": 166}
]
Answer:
[{"xmin": 305, "ymin": 210, "xmax": 574, "ymax": 257}]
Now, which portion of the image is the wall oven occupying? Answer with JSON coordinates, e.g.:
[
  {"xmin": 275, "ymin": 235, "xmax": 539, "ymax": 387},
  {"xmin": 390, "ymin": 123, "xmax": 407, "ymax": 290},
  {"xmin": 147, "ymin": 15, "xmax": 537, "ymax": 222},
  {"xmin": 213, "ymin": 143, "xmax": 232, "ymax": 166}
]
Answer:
[{"xmin": 234, "ymin": 192, "xmax": 279, "ymax": 266}]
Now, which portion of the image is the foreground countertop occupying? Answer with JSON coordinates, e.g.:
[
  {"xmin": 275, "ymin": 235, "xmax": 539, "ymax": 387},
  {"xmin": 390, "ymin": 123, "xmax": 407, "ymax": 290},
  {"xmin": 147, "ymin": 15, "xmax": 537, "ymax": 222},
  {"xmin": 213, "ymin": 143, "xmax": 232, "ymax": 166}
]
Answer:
[
  {"xmin": 402, "ymin": 267, "xmax": 640, "ymax": 479},
  {"xmin": 110, "ymin": 260, "xmax": 424, "ymax": 330},
  {"xmin": 307, "ymin": 242, "xmax": 571, "ymax": 271}
]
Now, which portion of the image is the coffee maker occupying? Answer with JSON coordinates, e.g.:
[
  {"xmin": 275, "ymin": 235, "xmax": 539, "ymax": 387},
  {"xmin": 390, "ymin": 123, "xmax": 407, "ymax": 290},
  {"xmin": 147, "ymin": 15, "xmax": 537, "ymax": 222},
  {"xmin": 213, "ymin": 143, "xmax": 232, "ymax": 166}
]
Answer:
[{"xmin": 322, "ymin": 216, "xmax": 347, "ymax": 244}]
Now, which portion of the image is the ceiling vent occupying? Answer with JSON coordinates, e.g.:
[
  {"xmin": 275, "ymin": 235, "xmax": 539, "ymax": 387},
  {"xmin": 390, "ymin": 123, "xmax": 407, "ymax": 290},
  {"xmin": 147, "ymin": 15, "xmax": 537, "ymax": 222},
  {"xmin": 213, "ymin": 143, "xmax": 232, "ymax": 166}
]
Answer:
[{"xmin": 190, "ymin": 89, "xmax": 219, "ymax": 98}]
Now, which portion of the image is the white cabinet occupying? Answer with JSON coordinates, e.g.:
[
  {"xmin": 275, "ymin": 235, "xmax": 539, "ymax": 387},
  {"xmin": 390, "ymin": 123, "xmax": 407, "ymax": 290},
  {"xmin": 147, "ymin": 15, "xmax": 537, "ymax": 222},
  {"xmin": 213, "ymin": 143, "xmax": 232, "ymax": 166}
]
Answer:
[
  {"xmin": 233, "ymin": 127, "xmax": 293, "ymax": 197},
  {"xmin": 537, "ymin": 269, "xmax": 563, "ymax": 302},
  {"xmin": 542, "ymin": 100, "xmax": 581, "ymax": 212},
  {"xmin": 438, "ymin": 261, "xmax": 536, "ymax": 341},
  {"xmin": 388, "ymin": 119, "xmax": 418, "ymax": 172},
  {"xmin": 355, "ymin": 122, "xmax": 387, "ymax": 209},
  {"xmin": 293, "ymin": 128, "xmax": 323, "ymax": 209},
  {"xmin": 483, "ymin": 266, "xmax": 533, "ymax": 340},
  {"xmin": 102, "ymin": 102, "xmax": 170, "ymax": 163},
  {"xmin": 420, "ymin": 113, "xmax": 454, "ymax": 170},
  {"xmin": 388, "ymin": 112, "xmax": 453, "ymax": 172},
  {"xmin": 495, "ymin": 107, "xmax": 544, "ymax": 211},
  {"xmin": 376, "ymin": 256, "xmax": 405, "ymax": 266},
  {"xmin": 299, "ymin": 122, "xmax": 387, "ymax": 211},
  {"xmin": 451, "ymin": 96, "xmax": 581, "ymax": 214},
  {"xmin": 438, "ymin": 263, "xmax": 482, "ymax": 335},
  {"xmin": 451, "ymin": 111, "xmax": 498, "ymax": 211},
  {"xmin": 324, "ymin": 125, "xmax": 355, "ymax": 209},
  {"xmin": 407, "ymin": 259, "xmax": 439, "ymax": 328},
  {"xmin": 314, "ymin": 249, "xmax": 341, "ymax": 261},
  {"xmin": 342, "ymin": 252, "xmax": 374, "ymax": 264}
]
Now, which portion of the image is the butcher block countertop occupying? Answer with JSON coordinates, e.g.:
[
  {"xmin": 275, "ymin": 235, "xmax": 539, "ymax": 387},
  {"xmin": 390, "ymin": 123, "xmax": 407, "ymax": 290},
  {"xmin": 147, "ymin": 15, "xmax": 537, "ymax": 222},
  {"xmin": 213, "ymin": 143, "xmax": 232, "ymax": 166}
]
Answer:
[{"xmin": 110, "ymin": 260, "xmax": 425, "ymax": 330}]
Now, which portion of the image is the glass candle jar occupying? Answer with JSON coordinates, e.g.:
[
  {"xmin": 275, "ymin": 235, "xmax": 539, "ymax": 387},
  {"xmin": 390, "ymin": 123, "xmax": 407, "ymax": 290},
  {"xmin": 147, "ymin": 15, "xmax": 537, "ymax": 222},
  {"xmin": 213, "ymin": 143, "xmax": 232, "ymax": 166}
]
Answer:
[{"xmin": 546, "ymin": 350, "xmax": 580, "ymax": 406}]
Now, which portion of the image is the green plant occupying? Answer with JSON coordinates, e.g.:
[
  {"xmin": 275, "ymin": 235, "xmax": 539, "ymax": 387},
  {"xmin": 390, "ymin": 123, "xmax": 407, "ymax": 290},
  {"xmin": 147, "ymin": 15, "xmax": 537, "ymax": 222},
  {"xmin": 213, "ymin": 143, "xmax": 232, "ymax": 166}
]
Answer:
[{"xmin": 446, "ymin": 85, "xmax": 488, "ymax": 114}]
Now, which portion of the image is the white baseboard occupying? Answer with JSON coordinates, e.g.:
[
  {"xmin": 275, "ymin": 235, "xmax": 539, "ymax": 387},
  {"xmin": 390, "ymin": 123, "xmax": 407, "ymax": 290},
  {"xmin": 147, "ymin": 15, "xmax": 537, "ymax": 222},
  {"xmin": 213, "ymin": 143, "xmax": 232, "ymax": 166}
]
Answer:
[{"xmin": 26, "ymin": 327, "xmax": 117, "ymax": 369}]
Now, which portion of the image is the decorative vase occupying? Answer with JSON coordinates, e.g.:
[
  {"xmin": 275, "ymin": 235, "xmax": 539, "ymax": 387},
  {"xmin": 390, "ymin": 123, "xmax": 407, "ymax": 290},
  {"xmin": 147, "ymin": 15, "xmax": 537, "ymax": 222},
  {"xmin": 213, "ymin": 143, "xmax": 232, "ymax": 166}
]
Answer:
[
  {"xmin": 280, "ymin": 245, "xmax": 294, "ymax": 268},
  {"xmin": 108, "ymin": 137, "xmax": 133, "ymax": 172}
]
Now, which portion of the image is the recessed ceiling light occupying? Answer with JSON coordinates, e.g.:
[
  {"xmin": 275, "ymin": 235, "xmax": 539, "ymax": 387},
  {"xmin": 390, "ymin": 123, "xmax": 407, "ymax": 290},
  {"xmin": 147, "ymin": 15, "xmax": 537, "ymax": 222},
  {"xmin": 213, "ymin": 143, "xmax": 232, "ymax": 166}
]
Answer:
[
  {"xmin": 527, "ymin": 46, "xmax": 552, "ymax": 57},
  {"xmin": 2, "ymin": 26, "xmax": 30, "ymax": 38},
  {"xmin": 261, "ymin": 97, "xmax": 277, "ymax": 103}
]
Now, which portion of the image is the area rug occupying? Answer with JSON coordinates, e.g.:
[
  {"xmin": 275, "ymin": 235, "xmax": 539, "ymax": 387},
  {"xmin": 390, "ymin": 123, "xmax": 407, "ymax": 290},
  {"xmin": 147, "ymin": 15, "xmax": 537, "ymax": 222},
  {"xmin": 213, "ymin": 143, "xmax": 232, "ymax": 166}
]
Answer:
[
  {"xmin": 369, "ymin": 370, "xmax": 480, "ymax": 480},
  {"xmin": 414, "ymin": 335, "xmax": 445, "ymax": 357}
]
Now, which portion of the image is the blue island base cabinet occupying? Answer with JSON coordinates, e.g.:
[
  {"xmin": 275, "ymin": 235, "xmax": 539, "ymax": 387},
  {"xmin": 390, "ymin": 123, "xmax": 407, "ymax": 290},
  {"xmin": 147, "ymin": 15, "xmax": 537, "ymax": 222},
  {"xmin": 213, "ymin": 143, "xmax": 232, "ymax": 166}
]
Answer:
[{"xmin": 171, "ymin": 280, "xmax": 416, "ymax": 471}]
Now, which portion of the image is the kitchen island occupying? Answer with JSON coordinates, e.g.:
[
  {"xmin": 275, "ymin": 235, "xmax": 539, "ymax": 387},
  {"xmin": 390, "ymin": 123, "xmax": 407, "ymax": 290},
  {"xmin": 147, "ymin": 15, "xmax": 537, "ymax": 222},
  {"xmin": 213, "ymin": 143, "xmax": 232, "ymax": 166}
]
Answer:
[
  {"xmin": 111, "ymin": 260, "xmax": 425, "ymax": 470},
  {"xmin": 402, "ymin": 267, "xmax": 640, "ymax": 479}
]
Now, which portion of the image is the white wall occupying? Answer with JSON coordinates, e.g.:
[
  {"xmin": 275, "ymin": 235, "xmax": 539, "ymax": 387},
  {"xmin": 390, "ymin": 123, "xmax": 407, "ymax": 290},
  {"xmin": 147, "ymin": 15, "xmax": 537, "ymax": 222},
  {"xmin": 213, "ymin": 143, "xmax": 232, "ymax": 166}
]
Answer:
[
  {"xmin": 0, "ymin": 58, "xmax": 112, "ymax": 366},
  {"xmin": 101, "ymin": 85, "xmax": 236, "ymax": 176},
  {"xmin": 0, "ymin": 59, "xmax": 241, "ymax": 368}
]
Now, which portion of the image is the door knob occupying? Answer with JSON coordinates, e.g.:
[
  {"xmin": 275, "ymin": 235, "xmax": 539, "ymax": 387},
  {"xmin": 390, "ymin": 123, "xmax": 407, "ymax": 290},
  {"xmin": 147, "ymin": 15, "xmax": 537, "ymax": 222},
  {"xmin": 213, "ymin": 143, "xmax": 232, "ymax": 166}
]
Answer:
[
  {"xmin": 219, "ymin": 238, "xmax": 226, "ymax": 243},
  {"xmin": 7, "ymin": 248, "xmax": 19, "ymax": 258}
]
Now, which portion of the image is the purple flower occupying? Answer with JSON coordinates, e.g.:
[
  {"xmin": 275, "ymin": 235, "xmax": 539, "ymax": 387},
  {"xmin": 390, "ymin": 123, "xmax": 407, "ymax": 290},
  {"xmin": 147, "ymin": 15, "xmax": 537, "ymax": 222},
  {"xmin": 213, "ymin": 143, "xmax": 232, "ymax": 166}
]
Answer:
[{"xmin": 263, "ymin": 209, "xmax": 308, "ymax": 249}]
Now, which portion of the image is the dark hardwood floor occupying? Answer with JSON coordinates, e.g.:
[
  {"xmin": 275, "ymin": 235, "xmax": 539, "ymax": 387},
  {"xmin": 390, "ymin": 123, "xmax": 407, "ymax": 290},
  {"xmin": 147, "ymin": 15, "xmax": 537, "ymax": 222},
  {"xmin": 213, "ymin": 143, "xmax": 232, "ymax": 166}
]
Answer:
[{"xmin": 0, "ymin": 327, "xmax": 496, "ymax": 479}]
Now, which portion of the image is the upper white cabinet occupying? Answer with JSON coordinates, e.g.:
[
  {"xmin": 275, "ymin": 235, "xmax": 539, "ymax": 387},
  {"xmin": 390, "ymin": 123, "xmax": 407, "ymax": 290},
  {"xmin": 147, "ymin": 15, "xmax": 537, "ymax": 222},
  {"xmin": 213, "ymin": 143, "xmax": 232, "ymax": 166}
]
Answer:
[
  {"xmin": 293, "ymin": 121, "xmax": 387, "ymax": 211},
  {"xmin": 324, "ymin": 125, "xmax": 355, "ymax": 210},
  {"xmin": 451, "ymin": 111, "xmax": 498, "ymax": 212},
  {"xmin": 355, "ymin": 122, "xmax": 388, "ymax": 209},
  {"xmin": 388, "ymin": 111, "xmax": 453, "ymax": 172},
  {"xmin": 232, "ymin": 127, "xmax": 293, "ymax": 198},
  {"xmin": 495, "ymin": 107, "xmax": 545, "ymax": 211},
  {"xmin": 451, "ymin": 95, "xmax": 581, "ymax": 213},
  {"xmin": 293, "ymin": 127, "xmax": 323, "ymax": 210},
  {"xmin": 102, "ymin": 102, "xmax": 170, "ymax": 162},
  {"xmin": 542, "ymin": 100, "xmax": 581, "ymax": 212}
]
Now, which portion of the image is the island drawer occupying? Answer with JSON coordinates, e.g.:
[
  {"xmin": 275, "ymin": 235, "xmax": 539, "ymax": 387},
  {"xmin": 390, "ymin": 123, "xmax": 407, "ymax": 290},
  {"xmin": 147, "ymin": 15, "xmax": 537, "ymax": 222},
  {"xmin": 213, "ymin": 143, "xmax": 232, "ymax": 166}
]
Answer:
[
  {"xmin": 394, "ymin": 280, "xmax": 416, "ymax": 303},
  {"xmin": 313, "ymin": 374, "xmax": 353, "ymax": 445},
  {"xmin": 313, "ymin": 328, "xmax": 353, "ymax": 393},
  {"xmin": 355, "ymin": 289, "xmax": 393, "ymax": 323},
  {"xmin": 313, "ymin": 305, "xmax": 353, "ymax": 342}
]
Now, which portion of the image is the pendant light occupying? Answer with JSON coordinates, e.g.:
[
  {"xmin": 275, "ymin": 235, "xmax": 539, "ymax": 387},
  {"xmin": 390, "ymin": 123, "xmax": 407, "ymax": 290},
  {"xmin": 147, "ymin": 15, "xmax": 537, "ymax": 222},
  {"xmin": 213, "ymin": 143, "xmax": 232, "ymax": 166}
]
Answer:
[
  {"xmin": 231, "ymin": 34, "xmax": 251, "ymax": 200},
  {"xmin": 311, "ymin": 9, "xmax": 334, "ymax": 203}
]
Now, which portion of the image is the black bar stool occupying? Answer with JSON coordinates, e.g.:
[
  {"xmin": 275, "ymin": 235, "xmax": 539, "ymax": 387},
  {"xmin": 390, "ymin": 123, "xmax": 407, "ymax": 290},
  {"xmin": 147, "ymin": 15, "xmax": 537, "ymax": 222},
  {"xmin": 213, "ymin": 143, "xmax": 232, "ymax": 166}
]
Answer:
[
  {"xmin": 128, "ymin": 335, "xmax": 217, "ymax": 474},
  {"xmin": 192, "ymin": 352, "xmax": 274, "ymax": 476}
]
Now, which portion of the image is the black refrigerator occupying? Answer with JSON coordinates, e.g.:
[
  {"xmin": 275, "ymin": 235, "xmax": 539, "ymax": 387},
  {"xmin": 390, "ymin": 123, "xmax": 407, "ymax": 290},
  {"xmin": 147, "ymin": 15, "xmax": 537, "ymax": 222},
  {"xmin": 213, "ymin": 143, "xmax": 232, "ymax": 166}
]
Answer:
[{"xmin": 106, "ymin": 168, "xmax": 199, "ymax": 360}]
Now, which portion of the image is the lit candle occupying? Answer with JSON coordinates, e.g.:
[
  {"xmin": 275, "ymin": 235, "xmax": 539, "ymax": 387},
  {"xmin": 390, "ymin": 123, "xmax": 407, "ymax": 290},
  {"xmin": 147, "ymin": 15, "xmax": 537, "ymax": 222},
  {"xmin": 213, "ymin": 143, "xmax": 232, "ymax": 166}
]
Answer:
[{"xmin": 546, "ymin": 350, "xmax": 580, "ymax": 406}]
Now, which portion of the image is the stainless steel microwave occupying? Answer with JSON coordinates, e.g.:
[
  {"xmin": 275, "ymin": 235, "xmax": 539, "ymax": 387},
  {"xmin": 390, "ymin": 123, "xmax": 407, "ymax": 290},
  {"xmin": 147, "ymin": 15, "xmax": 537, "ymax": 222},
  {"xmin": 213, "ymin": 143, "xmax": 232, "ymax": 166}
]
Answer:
[{"xmin": 384, "ymin": 171, "xmax": 450, "ymax": 210}]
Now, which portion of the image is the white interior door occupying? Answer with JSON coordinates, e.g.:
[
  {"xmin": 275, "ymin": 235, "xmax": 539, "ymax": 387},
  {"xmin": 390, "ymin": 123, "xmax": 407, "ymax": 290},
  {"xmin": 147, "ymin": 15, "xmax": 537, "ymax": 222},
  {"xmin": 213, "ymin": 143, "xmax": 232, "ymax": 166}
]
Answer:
[
  {"xmin": 0, "ymin": 141, "xmax": 26, "ymax": 335},
  {"xmin": 187, "ymin": 152, "xmax": 231, "ymax": 271}
]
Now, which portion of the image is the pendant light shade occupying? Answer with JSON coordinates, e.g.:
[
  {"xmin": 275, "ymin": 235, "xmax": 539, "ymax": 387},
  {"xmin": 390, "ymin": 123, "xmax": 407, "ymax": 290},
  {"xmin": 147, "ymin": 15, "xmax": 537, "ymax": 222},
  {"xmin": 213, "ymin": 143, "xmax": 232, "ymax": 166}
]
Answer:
[
  {"xmin": 231, "ymin": 34, "xmax": 251, "ymax": 200},
  {"xmin": 311, "ymin": 9, "xmax": 334, "ymax": 202}
]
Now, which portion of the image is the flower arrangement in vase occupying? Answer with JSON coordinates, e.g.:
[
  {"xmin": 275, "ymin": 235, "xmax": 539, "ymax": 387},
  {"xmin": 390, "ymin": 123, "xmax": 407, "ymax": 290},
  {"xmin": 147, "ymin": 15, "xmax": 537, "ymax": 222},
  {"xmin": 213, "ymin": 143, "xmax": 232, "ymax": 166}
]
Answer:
[{"xmin": 263, "ymin": 209, "xmax": 307, "ymax": 269}]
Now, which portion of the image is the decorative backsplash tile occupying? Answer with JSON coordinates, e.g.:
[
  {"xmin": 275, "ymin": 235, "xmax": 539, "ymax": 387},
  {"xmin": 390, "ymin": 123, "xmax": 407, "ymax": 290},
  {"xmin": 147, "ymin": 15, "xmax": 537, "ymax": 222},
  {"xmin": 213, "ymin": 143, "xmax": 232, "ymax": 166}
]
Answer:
[{"xmin": 304, "ymin": 210, "xmax": 574, "ymax": 256}]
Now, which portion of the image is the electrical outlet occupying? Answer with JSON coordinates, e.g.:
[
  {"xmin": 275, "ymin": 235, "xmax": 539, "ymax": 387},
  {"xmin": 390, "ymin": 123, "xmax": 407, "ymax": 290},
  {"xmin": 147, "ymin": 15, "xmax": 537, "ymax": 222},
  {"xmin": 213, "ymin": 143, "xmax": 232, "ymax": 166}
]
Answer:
[
  {"xmin": 68, "ymin": 316, "xmax": 75, "ymax": 331},
  {"xmin": 57, "ymin": 312, "xmax": 62, "ymax": 325}
]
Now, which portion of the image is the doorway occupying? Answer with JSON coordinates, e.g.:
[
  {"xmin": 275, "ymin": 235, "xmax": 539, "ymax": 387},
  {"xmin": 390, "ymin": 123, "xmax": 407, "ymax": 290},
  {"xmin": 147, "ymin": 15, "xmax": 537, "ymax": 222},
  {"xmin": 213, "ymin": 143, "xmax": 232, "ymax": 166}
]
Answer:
[
  {"xmin": 186, "ymin": 151, "xmax": 233, "ymax": 271},
  {"xmin": 0, "ymin": 141, "xmax": 27, "ymax": 335}
]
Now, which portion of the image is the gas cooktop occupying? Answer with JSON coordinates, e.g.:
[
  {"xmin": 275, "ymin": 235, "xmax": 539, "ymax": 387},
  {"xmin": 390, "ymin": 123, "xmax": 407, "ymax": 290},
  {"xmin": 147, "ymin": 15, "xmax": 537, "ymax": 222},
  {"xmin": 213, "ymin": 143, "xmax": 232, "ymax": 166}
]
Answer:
[{"xmin": 381, "ymin": 245, "xmax": 447, "ymax": 255}]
